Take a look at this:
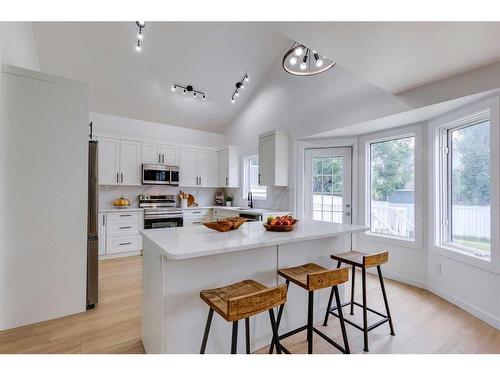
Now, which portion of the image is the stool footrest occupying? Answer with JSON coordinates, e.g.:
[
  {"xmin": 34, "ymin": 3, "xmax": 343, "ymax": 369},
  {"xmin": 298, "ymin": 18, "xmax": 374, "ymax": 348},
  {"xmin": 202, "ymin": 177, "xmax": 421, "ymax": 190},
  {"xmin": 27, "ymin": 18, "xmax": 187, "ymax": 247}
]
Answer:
[
  {"xmin": 326, "ymin": 302, "xmax": 390, "ymax": 333},
  {"xmin": 312, "ymin": 327, "xmax": 348, "ymax": 353}
]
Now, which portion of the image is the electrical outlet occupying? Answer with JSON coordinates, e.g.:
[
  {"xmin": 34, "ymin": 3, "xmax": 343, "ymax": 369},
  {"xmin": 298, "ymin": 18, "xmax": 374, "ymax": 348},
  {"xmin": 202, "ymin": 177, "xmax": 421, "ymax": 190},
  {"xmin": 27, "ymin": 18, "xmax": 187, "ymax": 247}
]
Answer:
[{"xmin": 436, "ymin": 264, "xmax": 442, "ymax": 274}]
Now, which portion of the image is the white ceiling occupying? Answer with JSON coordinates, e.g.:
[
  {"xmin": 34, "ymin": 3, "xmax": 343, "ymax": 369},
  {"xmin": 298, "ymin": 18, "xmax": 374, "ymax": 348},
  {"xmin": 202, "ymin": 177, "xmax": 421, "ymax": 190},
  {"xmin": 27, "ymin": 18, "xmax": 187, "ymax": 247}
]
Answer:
[
  {"xmin": 275, "ymin": 22, "xmax": 500, "ymax": 94},
  {"xmin": 32, "ymin": 22, "xmax": 500, "ymax": 135},
  {"xmin": 33, "ymin": 22, "xmax": 289, "ymax": 133}
]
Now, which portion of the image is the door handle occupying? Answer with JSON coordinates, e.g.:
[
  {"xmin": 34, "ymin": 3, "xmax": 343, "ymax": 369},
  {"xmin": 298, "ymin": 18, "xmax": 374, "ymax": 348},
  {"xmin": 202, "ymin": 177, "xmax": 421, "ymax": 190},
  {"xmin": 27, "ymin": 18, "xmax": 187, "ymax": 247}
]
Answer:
[
  {"xmin": 345, "ymin": 212, "xmax": 351, "ymax": 216},
  {"xmin": 119, "ymin": 226, "xmax": 132, "ymax": 229}
]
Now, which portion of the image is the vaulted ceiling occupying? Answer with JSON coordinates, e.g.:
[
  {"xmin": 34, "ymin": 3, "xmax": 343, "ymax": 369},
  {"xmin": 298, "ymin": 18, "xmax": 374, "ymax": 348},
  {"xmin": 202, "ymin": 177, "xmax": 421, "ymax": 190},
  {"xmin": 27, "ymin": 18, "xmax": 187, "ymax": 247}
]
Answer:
[{"xmin": 33, "ymin": 22, "xmax": 500, "ymax": 134}]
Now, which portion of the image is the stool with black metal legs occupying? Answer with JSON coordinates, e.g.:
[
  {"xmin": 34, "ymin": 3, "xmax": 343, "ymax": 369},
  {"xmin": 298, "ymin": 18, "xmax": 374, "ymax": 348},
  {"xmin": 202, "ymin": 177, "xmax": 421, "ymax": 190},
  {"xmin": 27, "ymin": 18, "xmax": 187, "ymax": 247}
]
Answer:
[
  {"xmin": 269, "ymin": 263, "xmax": 350, "ymax": 354},
  {"xmin": 199, "ymin": 279, "xmax": 287, "ymax": 354},
  {"xmin": 323, "ymin": 250, "xmax": 395, "ymax": 352}
]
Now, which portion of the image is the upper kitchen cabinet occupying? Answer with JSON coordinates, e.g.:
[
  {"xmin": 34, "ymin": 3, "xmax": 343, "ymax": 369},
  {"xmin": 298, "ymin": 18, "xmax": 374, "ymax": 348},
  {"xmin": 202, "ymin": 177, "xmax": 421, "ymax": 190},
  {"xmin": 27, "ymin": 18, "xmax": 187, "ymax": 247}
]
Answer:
[
  {"xmin": 218, "ymin": 145, "xmax": 240, "ymax": 188},
  {"xmin": 119, "ymin": 140, "xmax": 142, "ymax": 185},
  {"xmin": 142, "ymin": 142, "xmax": 177, "ymax": 165},
  {"xmin": 179, "ymin": 147, "xmax": 218, "ymax": 187},
  {"xmin": 98, "ymin": 137, "xmax": 121, "ymax": 185},
  {"xmin": 98, "ymin": 137, "xmax": 142, "ymax": 185},
  {"xmin": 259, "ymin": 130, "xmax": 289, "ymax": 187}
]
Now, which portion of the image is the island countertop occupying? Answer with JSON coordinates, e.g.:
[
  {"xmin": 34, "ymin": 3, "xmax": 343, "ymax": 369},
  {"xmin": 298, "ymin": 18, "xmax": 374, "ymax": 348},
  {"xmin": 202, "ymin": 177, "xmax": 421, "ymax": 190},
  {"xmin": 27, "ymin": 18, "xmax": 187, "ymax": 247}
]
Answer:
[{"xmin": 140, "ymin": 221, "xmax": 367, "ymax": 260}]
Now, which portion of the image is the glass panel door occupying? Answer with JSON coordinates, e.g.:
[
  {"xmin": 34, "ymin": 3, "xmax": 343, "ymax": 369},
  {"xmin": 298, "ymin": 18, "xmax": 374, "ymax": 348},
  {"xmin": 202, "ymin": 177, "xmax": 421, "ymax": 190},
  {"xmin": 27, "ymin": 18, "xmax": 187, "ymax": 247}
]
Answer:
[{"xmin": 305, "ymin": 147, "xmax": 352, "ymax": 223}]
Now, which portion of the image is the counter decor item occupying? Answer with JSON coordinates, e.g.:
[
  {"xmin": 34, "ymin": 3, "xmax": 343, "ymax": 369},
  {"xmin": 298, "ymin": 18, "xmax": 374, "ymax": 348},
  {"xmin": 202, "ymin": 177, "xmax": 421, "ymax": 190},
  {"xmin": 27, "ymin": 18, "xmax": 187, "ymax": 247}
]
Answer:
[
  {"xmin": 225, "ymin": 196, "xmax": 233, "ymax": 207},
  {"xmin": 215, "ymin": 191, "xmax": 224, "ymax": 206},
  {"xmin": 263, "ymin": 215, "xmax": 297, "ymax": 232},
  {"xmin": 112, "ymin": 196, "xmax": 131, "ymax": 208},
  {"xmin": 203, "ymin": 217, "xmax": 247, "ymax": 232}
]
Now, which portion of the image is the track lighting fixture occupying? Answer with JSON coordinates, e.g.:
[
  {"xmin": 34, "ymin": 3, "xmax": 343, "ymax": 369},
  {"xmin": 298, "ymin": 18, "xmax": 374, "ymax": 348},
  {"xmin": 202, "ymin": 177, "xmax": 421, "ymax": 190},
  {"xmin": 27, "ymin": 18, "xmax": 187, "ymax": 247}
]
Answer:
[
  {"xmin": 135, "ymin": 21, "xmax": 146, "ymax": 52},
  {"xmin": 282, "ymin": 41, "xmax": 335, "ymax": 76},
  {"xmin": 230, "ymin": 74, "xmax": 249, "ymax": 103},
  {"xmin": 171, "ymin": 84, "xmax": 207, "ymax": 101}
]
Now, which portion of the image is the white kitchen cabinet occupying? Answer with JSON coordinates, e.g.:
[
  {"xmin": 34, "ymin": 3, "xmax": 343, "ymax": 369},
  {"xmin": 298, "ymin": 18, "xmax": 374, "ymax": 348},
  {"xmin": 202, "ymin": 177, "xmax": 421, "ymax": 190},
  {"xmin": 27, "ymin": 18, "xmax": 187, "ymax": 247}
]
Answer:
[
  {"xmin": 259, "ymin": 130, "xmax": 289, "ymax": 187},
  {"xmin": 98, "ymin": 137, "xmax": 120, "ymax": 185},
  {"xmin": 99, "ymin": 210, "xmax": 143, "ymax": 258},
  {"xmin": 198, "ymin": 150, "xmax": 218, "ymax": 187},
  {"xmin": 98, "ymin": 213, "xmax": 106, "ymax": 256},
  {"xmin": 120, "ymin": 140, "xmax": 142, "ymax": 185},
  {"xmin": 98, "ymin": 137, "xmax": 141, "ymax": 186},
  {"xmin": 179, "ymin": 148, "xmax": 198, "ymax": 187},
  {"xmin": 179, "ymin": 147, "xmax": 218, "ymax": 187},
  {"xmin": 183, "ymin": 208, "xmax": 212, "ymax": 226},
  {"xmin": 218, "ymin": 145, "xmax": 240, "ymax": 188},
  {"xmin": 142, "ymin": 142, "xmax": 177, "ymax": 165}
]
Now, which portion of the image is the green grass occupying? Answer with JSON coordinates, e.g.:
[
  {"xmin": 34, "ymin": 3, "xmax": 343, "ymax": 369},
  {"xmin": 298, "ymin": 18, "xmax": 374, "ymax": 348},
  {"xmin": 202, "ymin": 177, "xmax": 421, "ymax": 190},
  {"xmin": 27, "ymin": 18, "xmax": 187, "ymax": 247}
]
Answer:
[{"xmin": 455, "ymin": 239, "xmax": 490, "ymax": 252}]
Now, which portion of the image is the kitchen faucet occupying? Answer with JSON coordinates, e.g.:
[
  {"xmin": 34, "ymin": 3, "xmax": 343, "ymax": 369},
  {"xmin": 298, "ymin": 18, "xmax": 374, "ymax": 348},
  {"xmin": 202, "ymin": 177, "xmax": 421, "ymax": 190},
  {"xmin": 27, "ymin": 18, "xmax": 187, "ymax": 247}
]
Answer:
[{"xmin": 247, "ymin": 191, "xmax": 253, "ymax": 209}]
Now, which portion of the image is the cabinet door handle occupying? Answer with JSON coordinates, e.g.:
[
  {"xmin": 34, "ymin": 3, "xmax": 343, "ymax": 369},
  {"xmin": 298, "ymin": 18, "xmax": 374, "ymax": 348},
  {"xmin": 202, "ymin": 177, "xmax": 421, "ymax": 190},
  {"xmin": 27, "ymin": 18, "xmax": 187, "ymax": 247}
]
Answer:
[
  {"xmin": 159, "ymin": 154, "xmax": 161, "ymax": 163},
  {"xmin": 193, "ymin": 211, "xmax": 202, "ymax": 214},
  {"xmin": 226, "ymin": 177, "xmax": 228, "ymax": 186},
  {"xmin": 162, "ymin": 154, "xmax": 165, "ymax": 163},
  {"xmin": 116, "ymin": 172, "xmax": 119, "ymax": 183},
  {"xmin": 120, "ymin": 214, "xmax": 132, "ymax": 217},
  {"xmin": 119, "ymin": 242, "xmax": 132, "ymax": 246},
  {"xmin": 192, "ymin": 221, "xmax": 202, "ymax": 225},
  {"xmin": 199, "ymin": 177, "xmax": 202, "ymax": 186},
  {"xmin": 258, "ymin": 174, "xmax": 261, "ymax": 184},
  {"xmin": 121, "ymin": 173, "xmax": 124, "ymax": 183},
  {"xmin": 119, "ymin": 226, "xmax": 132, "ymax": 229}
]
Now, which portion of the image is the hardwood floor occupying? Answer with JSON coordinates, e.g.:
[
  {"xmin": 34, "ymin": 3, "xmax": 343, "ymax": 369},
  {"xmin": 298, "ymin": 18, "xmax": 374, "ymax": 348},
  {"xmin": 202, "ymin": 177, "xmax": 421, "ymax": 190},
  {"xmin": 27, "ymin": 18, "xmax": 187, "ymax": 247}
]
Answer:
[
  {"xmin": 0, "ymin": 255, "xmax": 498, "ymax": 354},
  {"xmin": 0, "ymin": 256, "xmax": 145, "ymax": 354}
]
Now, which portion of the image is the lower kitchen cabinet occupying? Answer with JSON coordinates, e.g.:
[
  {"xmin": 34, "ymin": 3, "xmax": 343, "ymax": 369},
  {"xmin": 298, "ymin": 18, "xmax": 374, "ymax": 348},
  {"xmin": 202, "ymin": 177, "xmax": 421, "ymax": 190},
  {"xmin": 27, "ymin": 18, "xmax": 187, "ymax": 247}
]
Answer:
[
  {"xmin": 183, "ymin": 208, "xmax": 212, "ymax": 226},
  {"xmin": 98, "ymin": 210, "xmax": 143, "ymax": 258}
]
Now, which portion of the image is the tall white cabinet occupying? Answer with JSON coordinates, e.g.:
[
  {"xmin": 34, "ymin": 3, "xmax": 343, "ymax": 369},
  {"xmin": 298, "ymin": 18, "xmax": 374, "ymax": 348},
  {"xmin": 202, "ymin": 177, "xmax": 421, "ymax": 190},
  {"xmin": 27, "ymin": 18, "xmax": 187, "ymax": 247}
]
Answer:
[
  {"xmin": 259, "ymin": 130, "xmax": 289, "ymax": 187},
  {"xmin": 0, "ymin": 65, "xmax": 89, "ymax": 330}
]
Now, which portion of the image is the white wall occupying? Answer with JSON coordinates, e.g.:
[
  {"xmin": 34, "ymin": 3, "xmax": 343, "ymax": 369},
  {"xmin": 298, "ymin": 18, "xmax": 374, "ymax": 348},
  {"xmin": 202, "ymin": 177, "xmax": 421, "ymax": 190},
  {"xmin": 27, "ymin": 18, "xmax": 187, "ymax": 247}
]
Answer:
[
  {"xmin": 0, "ymin": 22, "xmax": 39, "ymax": 71},
  {"xmin": 91, "ymin": 112, "xmax": 225, "ymax": 150}
]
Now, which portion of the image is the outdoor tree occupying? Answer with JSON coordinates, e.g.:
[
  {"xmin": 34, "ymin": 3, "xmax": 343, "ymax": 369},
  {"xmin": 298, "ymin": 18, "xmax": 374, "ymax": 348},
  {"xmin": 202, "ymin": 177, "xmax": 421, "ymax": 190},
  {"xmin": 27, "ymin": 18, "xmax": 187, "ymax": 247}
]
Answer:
[
  {"xmin": 371, "ymin": 138, "xmax": 414, "ymax": 201},
  {"xmin": 451, "ymin": 121, "xmax": 490, "ymax": 206}
]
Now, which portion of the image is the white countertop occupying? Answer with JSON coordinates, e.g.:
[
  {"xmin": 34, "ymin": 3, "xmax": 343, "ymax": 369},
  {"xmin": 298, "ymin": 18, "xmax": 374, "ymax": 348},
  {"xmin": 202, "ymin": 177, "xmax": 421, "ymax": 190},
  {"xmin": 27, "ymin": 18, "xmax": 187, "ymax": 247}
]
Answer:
[
  {"xmin": 141, "ymin": 221, "xmax": 367, "ymax": 260},
  {"xmin": 182, "ymin": 206, "xmax": 289, "ymax": 216},
  {"xmin": 99, "ymin": 207, "xmax": 144, "ymax": 213}
]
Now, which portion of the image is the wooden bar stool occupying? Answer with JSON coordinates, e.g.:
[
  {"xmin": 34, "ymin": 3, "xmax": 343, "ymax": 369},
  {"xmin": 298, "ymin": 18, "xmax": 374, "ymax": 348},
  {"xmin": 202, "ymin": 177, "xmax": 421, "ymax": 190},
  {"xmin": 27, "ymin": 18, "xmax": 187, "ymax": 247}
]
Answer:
[
  {"xmin": 269, "ymin": 263, "xmax": 350, "ymax": 354},
  {"xmin": 323, "ymin": 250, "xmax": 395, "ymax": 352},
  {"xmin": 199, "ymin": 279, "xmax": 287, "ymax": 354}
]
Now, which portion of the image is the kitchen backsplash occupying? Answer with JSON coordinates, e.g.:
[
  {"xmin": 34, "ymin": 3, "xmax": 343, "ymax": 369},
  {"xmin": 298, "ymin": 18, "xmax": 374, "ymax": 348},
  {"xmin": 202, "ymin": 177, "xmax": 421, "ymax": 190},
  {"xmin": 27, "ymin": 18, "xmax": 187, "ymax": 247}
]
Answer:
[
  {"xmin": 98, "ymin": 185, "xmax": 223, "ymax": 210},
  {"xmin": 226, "ymin": 186, "xmax": 290, "ymax": 211}
]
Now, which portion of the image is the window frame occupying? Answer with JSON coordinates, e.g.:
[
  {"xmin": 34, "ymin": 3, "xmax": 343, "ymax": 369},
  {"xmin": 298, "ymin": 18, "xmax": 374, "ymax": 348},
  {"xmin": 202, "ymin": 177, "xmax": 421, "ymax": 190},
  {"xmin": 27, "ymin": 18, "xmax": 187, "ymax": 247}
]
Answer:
[
  {"xmin": 359, "ymin": 124, "xmax": 423, "ymax": 250},
  {"xmin": 429, "ymin": 97, "xmax": 500, "ymax": 273},
  {"xmin": 242, "ymin": 154, "xmax": 267, "ymax": 201}
]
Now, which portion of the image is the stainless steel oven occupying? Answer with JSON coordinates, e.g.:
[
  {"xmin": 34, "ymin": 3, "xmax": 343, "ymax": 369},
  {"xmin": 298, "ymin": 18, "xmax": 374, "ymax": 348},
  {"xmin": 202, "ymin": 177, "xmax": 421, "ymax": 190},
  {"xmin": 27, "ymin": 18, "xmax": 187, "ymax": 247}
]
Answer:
[
  {"xmin": 142, "ymin": 164, "xmax": 180, "ymax": 186},
  {"xmin": 140, "ymin": 194, "xmax": 183, "ymax": 229}
]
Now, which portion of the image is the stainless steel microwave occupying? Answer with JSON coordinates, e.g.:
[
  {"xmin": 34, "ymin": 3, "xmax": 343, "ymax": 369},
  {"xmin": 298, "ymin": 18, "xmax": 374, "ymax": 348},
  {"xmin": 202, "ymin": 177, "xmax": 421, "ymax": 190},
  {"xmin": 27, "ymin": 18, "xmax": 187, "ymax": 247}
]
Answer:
[{"xmin": 142, "ymin": 164, "xmax": 180, "ymax": 186}]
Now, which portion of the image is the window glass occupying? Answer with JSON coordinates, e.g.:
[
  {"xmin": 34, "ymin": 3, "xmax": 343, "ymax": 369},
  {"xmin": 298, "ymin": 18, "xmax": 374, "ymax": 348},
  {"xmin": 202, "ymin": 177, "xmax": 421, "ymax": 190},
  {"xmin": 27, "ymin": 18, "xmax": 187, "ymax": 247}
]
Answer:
[
  {"xmin": 370, "ymin": 137, "xmax": 415, "ymax": 239},
  {"xmin": 245, "ymin": 155, "xmax": 266, "ymax": 200},
  {"xmin": 449, "ymin": 121, "xmax": 490, "ymax": 254},
  {"xmin": 312, "ymin": 156, "xmax": 343, "ymax": 223}
]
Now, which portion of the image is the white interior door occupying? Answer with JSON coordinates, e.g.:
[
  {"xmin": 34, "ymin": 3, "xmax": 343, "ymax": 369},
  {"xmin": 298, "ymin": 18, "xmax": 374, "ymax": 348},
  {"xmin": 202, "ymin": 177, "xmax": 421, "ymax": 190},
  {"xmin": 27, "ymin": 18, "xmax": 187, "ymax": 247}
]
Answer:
[{"xmin": 304, "ymin": 147, "xmax": 352, "ymax": 224}]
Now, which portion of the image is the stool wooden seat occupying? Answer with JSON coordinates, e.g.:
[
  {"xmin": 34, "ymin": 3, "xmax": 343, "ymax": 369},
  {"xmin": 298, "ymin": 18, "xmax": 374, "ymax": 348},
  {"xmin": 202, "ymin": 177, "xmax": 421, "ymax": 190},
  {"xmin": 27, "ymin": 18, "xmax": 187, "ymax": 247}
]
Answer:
[
  {"xmin": 200, "ymin": 280, "xmax": 287, "ymax": 354},
  {"xmin": 271, "ymin": 263, "xmax": 350, "ymax": 354},
  {"xmin": 324, "ymin": 250, "xmax": 394, "ymax": 352}
]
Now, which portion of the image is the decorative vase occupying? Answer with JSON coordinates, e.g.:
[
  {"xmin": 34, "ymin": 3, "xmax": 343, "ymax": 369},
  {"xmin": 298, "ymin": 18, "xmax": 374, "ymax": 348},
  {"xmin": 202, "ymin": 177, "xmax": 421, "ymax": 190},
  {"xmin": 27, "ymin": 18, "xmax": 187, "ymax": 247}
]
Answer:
[{"xmin": 225, "ymin": 201, "xmax": 232, "ymax": 207}]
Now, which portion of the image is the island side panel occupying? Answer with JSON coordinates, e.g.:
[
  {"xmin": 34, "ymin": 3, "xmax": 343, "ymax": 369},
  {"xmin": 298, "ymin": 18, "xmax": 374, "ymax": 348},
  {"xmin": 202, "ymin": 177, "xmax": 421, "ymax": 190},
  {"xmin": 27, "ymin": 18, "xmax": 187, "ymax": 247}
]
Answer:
[
  {"xmin": 142, "ymin": 236, "xmax": 167, "ymax": 354},
  {"xmin": 163, "ymin": 245, "xmax": 278, "ymax": 354},
  {"xmin": 276, "ymin": 235, "xmax": 350, "ymax": 340}
]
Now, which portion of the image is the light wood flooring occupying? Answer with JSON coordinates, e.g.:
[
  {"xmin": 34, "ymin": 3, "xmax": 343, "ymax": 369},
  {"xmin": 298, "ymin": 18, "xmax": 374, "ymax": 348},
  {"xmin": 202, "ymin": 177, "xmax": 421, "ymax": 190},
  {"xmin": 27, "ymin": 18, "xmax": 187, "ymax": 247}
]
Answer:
[{"xmin": 0, "ymin": 255, "xmax": 498, "ymax": 354}]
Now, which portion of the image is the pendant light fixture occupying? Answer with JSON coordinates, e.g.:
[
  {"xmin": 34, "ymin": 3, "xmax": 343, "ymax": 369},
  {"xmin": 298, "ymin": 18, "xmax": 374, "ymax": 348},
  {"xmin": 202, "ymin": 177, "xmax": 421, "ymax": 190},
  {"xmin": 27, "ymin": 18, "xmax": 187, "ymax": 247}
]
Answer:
[
  {"xmin": 171, "ymin": 83, "xmax": 207, "ymax": 101},
  {"xmin": 135, "ymin": 21, "xmax": 146, "ymax": 52},
  {"xmin": 231, "ymin": 74, "xmax": 249, "ymax": 103},
  {"xmin": 282, "ymin": 42, "xmax": 335, "ymax": 76}
]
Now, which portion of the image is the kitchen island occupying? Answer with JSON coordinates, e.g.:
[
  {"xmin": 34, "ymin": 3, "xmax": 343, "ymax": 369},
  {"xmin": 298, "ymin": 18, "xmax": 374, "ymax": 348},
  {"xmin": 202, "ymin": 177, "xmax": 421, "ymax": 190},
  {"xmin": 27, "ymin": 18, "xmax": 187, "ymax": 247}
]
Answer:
[{"xmin": 141, "ymin": 221, "xmax": 366, "ymax": 354}]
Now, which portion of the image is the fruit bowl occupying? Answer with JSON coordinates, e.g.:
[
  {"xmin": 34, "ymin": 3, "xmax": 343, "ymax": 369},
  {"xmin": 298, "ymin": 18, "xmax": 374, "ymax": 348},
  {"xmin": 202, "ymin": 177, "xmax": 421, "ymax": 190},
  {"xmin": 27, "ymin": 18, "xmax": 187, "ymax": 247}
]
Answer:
[
  {"xmin": 263, "ymin": 215, "xmax": 297, "ymax": 232},
  {"xmin": 203, "ymin": 217, "xmax": 247, "ymax": 232}
]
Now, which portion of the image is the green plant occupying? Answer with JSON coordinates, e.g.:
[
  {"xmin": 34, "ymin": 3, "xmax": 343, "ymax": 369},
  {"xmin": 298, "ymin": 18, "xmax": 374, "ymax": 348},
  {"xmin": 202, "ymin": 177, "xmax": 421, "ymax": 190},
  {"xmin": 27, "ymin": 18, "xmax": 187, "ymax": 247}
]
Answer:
[{"xmin": 225, "ymin": 196, "xmax": 233, "ymax": 202}]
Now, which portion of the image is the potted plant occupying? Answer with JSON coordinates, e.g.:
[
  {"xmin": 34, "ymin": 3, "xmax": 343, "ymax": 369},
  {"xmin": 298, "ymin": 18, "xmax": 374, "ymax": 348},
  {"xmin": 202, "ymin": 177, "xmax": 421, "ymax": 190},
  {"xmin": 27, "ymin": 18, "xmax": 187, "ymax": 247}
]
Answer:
[{"xmin": 225, "ymin": 196, "xmax": 233, "ymax": 207}]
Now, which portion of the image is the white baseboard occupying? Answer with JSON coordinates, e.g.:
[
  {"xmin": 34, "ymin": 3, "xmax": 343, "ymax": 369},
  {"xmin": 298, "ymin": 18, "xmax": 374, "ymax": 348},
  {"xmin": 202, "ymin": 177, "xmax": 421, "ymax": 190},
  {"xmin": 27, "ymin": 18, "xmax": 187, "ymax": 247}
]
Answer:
[{"xmin": 427, "ymin": 283, "xmax": 500, "ymax": 330}]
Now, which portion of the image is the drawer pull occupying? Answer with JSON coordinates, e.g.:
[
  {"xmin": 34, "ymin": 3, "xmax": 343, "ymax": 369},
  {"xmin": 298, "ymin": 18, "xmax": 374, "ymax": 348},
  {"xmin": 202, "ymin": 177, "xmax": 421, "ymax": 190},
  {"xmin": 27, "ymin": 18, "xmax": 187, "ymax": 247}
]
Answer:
[
  {"xmin": 119, "ymin": 226, "xmax": 132, "ymax": 229},
  {"xmin": 120, "ymin": 214, "xmax": 132, "ymax": 217},
  {"xmin": 193, "ymin": 221, "xmax": 202, "ymax": 224},
  {"xmin": 192, "ymin": 211, "xmax": 202, "ymax": 214},
  {"xmin": 119, "ymin": 242, "xmax": 132, "ymax": 246}
]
